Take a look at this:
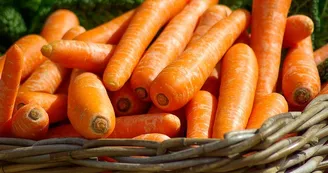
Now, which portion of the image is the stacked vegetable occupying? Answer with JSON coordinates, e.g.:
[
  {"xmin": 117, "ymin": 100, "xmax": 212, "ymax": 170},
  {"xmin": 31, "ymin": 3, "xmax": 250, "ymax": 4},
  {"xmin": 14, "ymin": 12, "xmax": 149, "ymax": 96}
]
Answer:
[{"xmin": 0, "ymin": 0, "xmax": 328, "ymax": 142}]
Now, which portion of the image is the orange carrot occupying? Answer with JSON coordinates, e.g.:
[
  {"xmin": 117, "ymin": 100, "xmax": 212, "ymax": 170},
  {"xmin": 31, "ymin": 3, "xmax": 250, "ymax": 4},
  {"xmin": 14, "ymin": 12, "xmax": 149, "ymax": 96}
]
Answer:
[
  {"xmin": 283, "ymin": 15, "xmax": 314, "ymax": 48},
  {"xmin": 314, "ymin": 43, "xmax": 328, "ymax": 65},
  {"xmin": 319, "ymin": 83, "xmax": 328, "ymax": 95},
  {"xmin": 15, "ymin": 92, "xmax": 67, "ymax": 124},
  {"xmin": 40, "ymin": 9, "xmax": 79, "ymax": 42},
  {"xmin": 62, "ymin": 26, "xmax": 86, "ymax": 40},
  {"xmin": 234, "ymin": 31, "xmax": 250, "ymax": 45},
  {"xmin": 133, "ymin": 133, "xmax": 170, "ymax": 142},
  {"xmin": 108, "ymin": 113, "xmax": 180, "ymax": 138},
  {"xmin": 130, "ymin": 0, "xmax": 218, "ymax": 101},
  {"xmin": 68, "ymin": 72, "xmax": 115, "ymax": 139},
  {"xmin": 250, "ymin": 0, "xmax": 292, "ymax": 99},
  {"xmin": 0, "ymin": 45, "xmax": 24, "ymax": 135},
  {"xmin": 110, "ymin": 82, "xmax": 150, "ymax": 116},
  {"xmin": 201, "ymin": 62, "xmax": 221, "ymax": 97},
  {"xmin": 74, "ymin": 10, "xmax": 136, "ymax": 44},
  {"xmin": 186, "ymin": 90, "xmax": 217, "ymax": 138},
  {"xmin": 103, "ymin": 0, "xmax": 188, "ymax": 91},
  {"xmin": 11, "ymin": 104, "xmax": 49, "ymax": 140},
  {"xmin": 41, "ymin": 40, "xmax": 115, "ymax": 73},
  {"xmin": 246, "ymin": 93, "xmax": 288, "ymax": 129},
  {"xmin": 212, "ymin": 43, "xmax": 258, "ymax": 139},
  {"xmin": 282, "ymin": 37, "xmax": 321, "ymax": 107},
  {"xmin": 0, "ymin": 55, "xmax": 5, "ymax": 77},
  {"xmin": 47, "ymin": 124, "xmax": 82, "ymax": 138},
  {"xmin": 149, "ymin": 9, "xmax": 251, "ymax": 111}
]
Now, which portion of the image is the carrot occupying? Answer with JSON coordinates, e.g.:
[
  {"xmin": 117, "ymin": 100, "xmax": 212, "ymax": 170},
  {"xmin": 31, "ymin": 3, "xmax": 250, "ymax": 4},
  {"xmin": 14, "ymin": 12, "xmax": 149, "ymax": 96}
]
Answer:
[
  {"xmin": 201, "ymin": 62, "xmax": 221, "ymax": 97},
  {"xmin": 62, "ymin": 26, "xmax": 86, "ymax": 40},
  {"xmin": 47, "ymin": 124, "xmax": 82, "ymax": 138},
  {"xmin": 149, "ymin": 9, "xmax": 251, "ymax": 111},
  {"xmin": 250, "ymin": 0, "xmax": 292, "ymax": 99},
  {"xmin": 15, "ymin": 92, "xmax": 67, "ymax": 124},
  {"xmin": 130, "ymin": 0, "xmax": 218, "ymax": 101},
  {"xmin": 68, "ymin": 72, "xmax": 115, "ymax": 139},
  {"xmin": 110, "ymin": 82, "xmax": 150, "ymax": 116},
  {"xmin": 234, "ymin": 31, "xmax": 250, "ymax": 45},
  {"xmin": 0, "ymin": 55, "xmax": 5, "ymax": 77},
  {"xmin": 314, "ymin": 43, "xmax": 328, "ymax": 82},
  {"xmin": 40, "ymin": 9, "xmax": 79, "ymax": 42},
  {"xmin": 283, "ymin": 15, "xmax": 314, "ymax": 48},
  {"xmin": 133, "ymin": 133, "xmax": 170, "ymax": 142},
  {"xmin": 0, "ymin": 45, "xmax": 24, "ymax": 135},
  {"xmin": 282, "ymin": 37, "xmax": 320, "ymax": 107},
  {"xmin": 55, "ymin": 77, "xmax": 71, "ymax": 95},
  {"xmin": 108, "ymin": 113, "xmax": 180, "ymax": 138},
  {"xmin": 74, "ymin": 10, "xmax": 136, "ymax": 44},
  {"xmin": 319, "ymin": 83, "xmax": 328, "ymax": 95},
  {"xmin": 11, "ymin": 104, "xmax": 49, "ymax": 140},
  {"xmin": 186, "ymin": 90, "xmax": 217, "ymax": 138},
  {"xmin": 212, "ymin": 43, "xmax": 258, "ymax": 139},
  {"xmin": 103, "ymin": 0, "xmax": 188, "ymax": 91},
  {"xmin": 246, "ymin": 93, "xmax": 288, "ymax": 129}
]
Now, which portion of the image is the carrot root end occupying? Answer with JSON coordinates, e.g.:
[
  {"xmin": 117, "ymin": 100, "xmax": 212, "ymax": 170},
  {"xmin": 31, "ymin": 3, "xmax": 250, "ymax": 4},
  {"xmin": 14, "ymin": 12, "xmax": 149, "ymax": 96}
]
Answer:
[
  {"xmin": 117, "ymin": 98, "xmax": 131, "ymax": 112},
  {"xmin": 92, "ymin": 117, "xmax": 109, "ymax": 134},
  {"xmin": 156, "ymin": 93, "xmax": 169, "ymax": 106},
  {"xmin": 293, "ymin": 87, "xmax": 311, "ymax": 105},
  {"xmin": 135, "ymin": 87, "xmax": 148, "ymax": 100}
]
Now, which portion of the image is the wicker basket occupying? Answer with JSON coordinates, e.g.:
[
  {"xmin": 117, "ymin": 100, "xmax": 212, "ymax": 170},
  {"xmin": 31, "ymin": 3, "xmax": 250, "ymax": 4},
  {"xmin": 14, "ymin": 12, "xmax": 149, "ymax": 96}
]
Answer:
[{"xmin": 1, "ymin": 95, "xmax": 328, "ymax": 173}]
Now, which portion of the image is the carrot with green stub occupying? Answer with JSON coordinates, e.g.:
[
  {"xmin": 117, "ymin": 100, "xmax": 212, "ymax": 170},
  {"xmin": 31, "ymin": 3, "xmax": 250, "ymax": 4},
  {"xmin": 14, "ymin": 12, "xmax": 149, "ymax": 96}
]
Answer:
[
  {"xmin": 74, "ymin": 9, "xmax": 136, "ymax": 44},
  {"xmin": 314, "ymin": 43, "xmax": 328, "ymax": 82},
  {"xmin": 41, "ymin": 40, "xmax": 115, "ymax": 73},
  {"xmin": 11, "ymin": 104, "xmax": 49, "ymax": 140},
  {"xmin": 40, "ymin": 9, "xmax": 79, "ymax": 42},
  {"xmin": 250, "ymin": 0, "xmax": 292, "ymax": 100},
  {"xmin": 201, "ymin": 62, "xmax": 221, "ymax": 97},
  {"xmin": 212, "ymin": 43, "xmax": 258, "ymax": 139},
  {"xmin": 108, "ymin": 113, "xmax": 180, "ymax": 138},
  {"xmin": 186, "ymin": 90, "xmax": 217, "ymax": 138},
  {"xmin": 133, "ymin": 133, "xmax": 170, "ymax": 142},
  {"xmin": 282, "ymin": 36, "xmax": 320, "ymax": 107},
  {"xmin": 68, "ymin": 72, "xmax": 115, "ymax": 139},
  {"xmin": 47, "ymin": 124, "xmax": 82, "ymax": 138},
  {"xmin": 103, "ymin": 0, "xmax": 188, "ymax": 91},
  {"xmin": 149, "ymin": 9, "xmax": 251, "ymax": 111},
  {"xmin": 62, "ymin": 26, "xmax": 86, "ymax": 40}
]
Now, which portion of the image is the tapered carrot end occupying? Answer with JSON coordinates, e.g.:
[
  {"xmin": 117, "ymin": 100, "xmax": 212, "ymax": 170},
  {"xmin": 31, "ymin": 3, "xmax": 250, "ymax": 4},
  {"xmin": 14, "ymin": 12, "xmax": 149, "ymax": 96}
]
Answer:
[
  {"xmin": 92, "ymin": 117, "xmax": 110, "ymax": 135},
  {"xmin": 117, "ymin": 98, "xmax": 131, "ymax": 112},
  {"xmin": 293, "ymin": 87, "xmax": 311, "ymax": 105},
  {"xmin": 41, "ymin": 45, "xmax": 53, "ymax": 58}
]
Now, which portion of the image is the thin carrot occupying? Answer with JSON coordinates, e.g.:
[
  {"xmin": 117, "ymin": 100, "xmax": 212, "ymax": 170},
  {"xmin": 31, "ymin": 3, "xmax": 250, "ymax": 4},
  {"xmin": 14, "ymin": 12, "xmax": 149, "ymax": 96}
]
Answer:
[
  {"xmin": 186, "ymin": 90, "xmax": 217, "ymax": 138},
  {"xmin": 11, "ymin": 104, "xmax": 49, "ymax": 140},
  {"xmin": 15, "ymin": 92, "xmax": 67, "ymax": 124},
  {"xmin": 74, "ymin": 10, "xmax": 136, "ymax": 44},
  {"xmin": 47, "ymin": 124, "xmax": 82, "ymax": 138},
  {"xmin": 133, "ymin": 133, "xmax": 170, "ymax": 142},
  {"xmin": 201, "ymin": 62, "xmax": 221, "ymax": 97},
  {"xmin": 41, "ymin": 40, "xmax": 115, "ymax": 73},
  {"xmin": 246, "ymin": 93, "xmax": 288, "ymax": 129},
  {"xmin": 108, "ymin": 113, "xmax": 180, "ymax": 138},
  {"xmin": 0, "ymin": 45, "xmax": 24, "ymax": 135},
  {"xmin": 149, "ymin": 9, "xmax": 251, "ymax": 111},
  {"xmin": 68, "ymin": 72, "xmax": 115, "ymax": 139},
  {"xmin": 314, "ymin": 43, "xmax": 328, "ymax": 82},
  {"xmin": 283, "ymin": 15, "xmax": 314, "ymax": 48},
  {"xmin": 0, "ymin": 55, "xmax": 5, "ymax": 77},
  {"xmin": 130, "ymin": 0, "xmax": 218, "ymax": 101},
  {"xmin": 250, "ymin": 0, "xmax": 292, "ymax": 99},
  {"xmin": 282, "ymin": 36, "xmax": 321, "ymax": 107},
  {"xmin": 234, "ymin": 31, "xmax": 250, "ymax": 45},
  {"xmin": 110, "ymin": 82, "xmax": 150, "ymax": 116},
  {"xmin": 62, "ymin": 26, "xmax": 86, "ymax": 40},
  {"xmin": 40, "ymin": 9, "xmax": 79, "ymax": 42},
  {"xmin": 212, "ymin": 43, "xmax": 258, "ymax": 139},
  {"xmin": 103, "ymin": 0, "xmax": 188, "ymax": 91}
]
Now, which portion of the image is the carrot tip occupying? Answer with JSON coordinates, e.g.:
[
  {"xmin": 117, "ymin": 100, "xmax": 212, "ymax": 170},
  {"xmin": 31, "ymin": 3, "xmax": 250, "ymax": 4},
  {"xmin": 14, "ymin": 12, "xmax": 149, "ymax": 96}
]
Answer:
[
  {"xmin": 28, "ymin": 108, "xmax": 41, "ymax": 121},
  {"xmin": 41, "ymin": 45, "xmax": 52, "ymax": 58},
  {"xmin": 92, "ymin": 117, "xmax": 109, "ymax": 134},
  {"xmin": 117, "ymin": 98, "xmax": 131, "ymax": 112},
  {"xmin": 156, "ymin": 93, "xmax": 169, "ymax": 106},
  {"xmin": 135, "ymin": 87, "xmax": 148, "ymax": 100},
  {"xmin": 294, "ymin": 87, "xmax": 311, "ymax": 105}
]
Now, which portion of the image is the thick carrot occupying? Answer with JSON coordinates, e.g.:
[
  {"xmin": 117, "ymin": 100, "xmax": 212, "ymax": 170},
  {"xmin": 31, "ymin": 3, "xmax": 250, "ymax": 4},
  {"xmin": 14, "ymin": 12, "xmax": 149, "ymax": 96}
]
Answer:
[
  {"xmin": 74, "ymin": 10, "xmax": 136, "ymax": 44},
  {"xmin": 15, "ymin": 92, "xmax": 67, "ymax": 124},
  {"xmin": 47, "ymin": 124, "xmax": 82, "ymax": 138},
  {"xmin": 130, "ymin": 0, "xmax": 218, "ymax": 101},
  {"xmin": 108, "ymin": 113, "xmax": 180, "ymax": 138},
  {"xmin": 250, "ymin": 0, "xmax": 292, "ymax": 99},
  {"xmin": 62, "ymin": 26, "xmax": 86, "ymax": 40},
  {"xmin": 40, "ymin": 9, "xmax": 79, "ymax": 42},
  {"xmin": 246, "ymin": 93, "xmax": 288, "ymax": 129},
  {"xmin": 0, "ymin": 45, "xmax": 24, "ymax": 135},
  {"xmin": 212, "ymin": 43, "xmax": 258, "ymax": 139},
  {"xmin": 0, "ymin": 55, "xmax": 4, "ymax": 77},
  {"xmin": 133, "ymin": 133, "xmax": 170, "ymax": 142},
  {"xmin": 186, "ymin": 90, "xmax": 217, "ymax": 138},
  {"xmin": 41, "ymin": 40, "xmax": 115, "ymax": 73},
  {"xmin": 110, "ymin": 82, "xmax": 150, "ymax": 116},
  {"xmin": 149, "ymin": 9, "xmax": 251, "ymax": 111},
  {"xmin": 283, "ymin": 15, "xmax": 314, "ymax": 48},
  {"xmin": 11, "ymin": 104, "xmax": 49, "ymax": 140},
  {"xmin": 103, "ymin": 0, "xmax": 188, "ymax": 91},
  {"xmin": 282, "ymin": 37, "xmax": 321, "ymax": 107},
  {"xmin": 68, "ymin": 72, "xmax": 115, "ymax": 139},
  {"xmin": 314, "ymin": 44, "xmax": 328, "ymax": 82},
  {"xmin": 201, "ymin": 62, "xmax": 221, "ymax": 97}
]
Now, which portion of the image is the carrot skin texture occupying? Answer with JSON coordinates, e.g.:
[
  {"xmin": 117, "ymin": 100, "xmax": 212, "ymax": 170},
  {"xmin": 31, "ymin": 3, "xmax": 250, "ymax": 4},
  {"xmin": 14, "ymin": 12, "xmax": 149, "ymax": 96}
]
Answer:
[
  {"xmin": 68, "ymin": 72, "xmax": 115, "ymax": 139},
  {"xmin": 282, "ymin": 37, "xmax": 321, "ymax": 107},
  {"xmin": 103, "ymin": 0, "xmax": 188, "ymax": 91},
  {"xmin": 47, "ymin": 124, "xmax": 82, "ymax": 138},
  {"xmin": 41, "ymin": 9, "xmax": 79, "ymax": 42},
  {"xmin": 108, "ymin": 113, "xmax": 181, "ymax": 138},
  {"xmin": 0, "ymin": 55, "xmax": 5, "ymax": 77},
  {"xmin": 212, "ymin": 43, "xmax": 258, "ymax": 139},
  {"xmin": 133, "ymin": 133, "xmax": 170, "ymax": 142},
  {"xmin": 201, "ymin": 62, "xmax": 221, "ymax": 97},
  {"xmin": 314, "ymin": 43, "xmax": 328, "ymax": 65},
  {"xmin": 74, "ymin": 10, "xmax": 136, "ymax": 44},
  {"xmin": 62, "ymin": 26, "xmax": 86, "ymax": 40},
  {"xmin": 250, "ymin": 0, "xmax": 292, "ymax": 99},
  {"xmin": 149, "ymin": 9, "xmax": 251, "ymax": 111},
  {"xmin": 246, "ymin": 93, "xmax": 288, "ymax": 129}
]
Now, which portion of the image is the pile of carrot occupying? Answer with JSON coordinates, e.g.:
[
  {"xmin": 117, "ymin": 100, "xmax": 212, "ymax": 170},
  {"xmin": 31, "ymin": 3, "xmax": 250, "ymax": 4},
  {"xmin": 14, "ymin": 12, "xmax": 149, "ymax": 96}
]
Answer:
[{"xmin": 0, "ymin": 0, "xmax": 327, "ymax": 141}]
